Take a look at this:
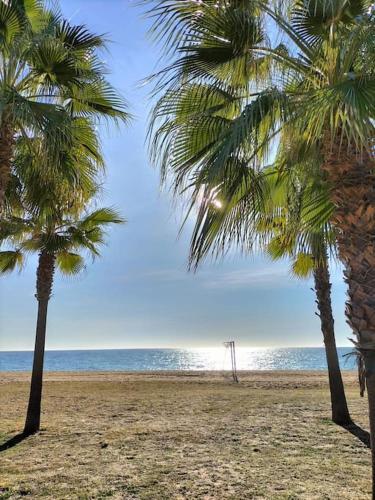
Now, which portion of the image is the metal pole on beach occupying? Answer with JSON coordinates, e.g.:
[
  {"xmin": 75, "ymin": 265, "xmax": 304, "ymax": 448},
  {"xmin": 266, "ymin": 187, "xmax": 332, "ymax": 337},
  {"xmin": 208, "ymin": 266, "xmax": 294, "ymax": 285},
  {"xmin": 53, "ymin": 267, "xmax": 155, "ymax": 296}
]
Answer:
[{"xmin": 224, "ymin": 341, "xmax": 239, "ymax": 383}]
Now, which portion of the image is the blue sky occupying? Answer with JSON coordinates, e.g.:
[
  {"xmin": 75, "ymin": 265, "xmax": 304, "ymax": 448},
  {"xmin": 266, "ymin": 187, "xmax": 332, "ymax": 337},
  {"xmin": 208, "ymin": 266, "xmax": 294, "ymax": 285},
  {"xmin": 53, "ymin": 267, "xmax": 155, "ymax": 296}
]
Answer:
[{"xmin": 0, "ymin": 0, "xmax": 352, "ymax": 350}]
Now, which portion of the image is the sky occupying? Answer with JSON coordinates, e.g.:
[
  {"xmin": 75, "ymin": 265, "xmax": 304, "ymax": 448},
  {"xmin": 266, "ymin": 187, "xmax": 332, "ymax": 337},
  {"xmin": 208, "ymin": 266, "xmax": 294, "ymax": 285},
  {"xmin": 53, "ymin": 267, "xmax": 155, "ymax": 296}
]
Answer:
[{"xmin": 0, "ymin": 0, "xmax": 353, "ymax": 350}]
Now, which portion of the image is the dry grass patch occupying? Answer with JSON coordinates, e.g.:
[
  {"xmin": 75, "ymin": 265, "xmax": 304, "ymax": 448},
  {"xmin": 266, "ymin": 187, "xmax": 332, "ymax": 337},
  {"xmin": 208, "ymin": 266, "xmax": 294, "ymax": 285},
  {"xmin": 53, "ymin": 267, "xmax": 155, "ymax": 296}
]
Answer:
[{"xmin": 0, "ymin": 371, "xmax": 371, "ymax": 499}]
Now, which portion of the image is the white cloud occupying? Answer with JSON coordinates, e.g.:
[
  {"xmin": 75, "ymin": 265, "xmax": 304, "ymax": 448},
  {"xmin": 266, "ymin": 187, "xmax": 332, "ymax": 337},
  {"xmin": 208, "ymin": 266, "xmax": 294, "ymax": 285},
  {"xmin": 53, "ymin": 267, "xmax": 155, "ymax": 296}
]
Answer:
[
  {"xmin": 203, "ymin": 267, "xmax": 294, "ymax": 289},
  {"xmin": 128, "ymin": 265, "xmax": 300, "ymax": 290}
]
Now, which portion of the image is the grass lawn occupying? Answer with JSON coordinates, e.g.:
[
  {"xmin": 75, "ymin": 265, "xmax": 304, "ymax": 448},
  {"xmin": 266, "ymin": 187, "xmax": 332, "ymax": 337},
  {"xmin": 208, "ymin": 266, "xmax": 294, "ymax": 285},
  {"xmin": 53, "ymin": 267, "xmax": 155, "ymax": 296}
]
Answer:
[{"xmin": 0, "ymin": 371, "xmax": 371, "ymax": 499}]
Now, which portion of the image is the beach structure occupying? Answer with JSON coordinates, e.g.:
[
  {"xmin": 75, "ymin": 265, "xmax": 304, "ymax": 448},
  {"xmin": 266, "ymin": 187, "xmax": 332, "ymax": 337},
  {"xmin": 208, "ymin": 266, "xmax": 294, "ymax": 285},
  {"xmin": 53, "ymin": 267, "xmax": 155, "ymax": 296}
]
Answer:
[{"xmin": 224, "ymin": 341, "xmax": 239, "ymax": 383}]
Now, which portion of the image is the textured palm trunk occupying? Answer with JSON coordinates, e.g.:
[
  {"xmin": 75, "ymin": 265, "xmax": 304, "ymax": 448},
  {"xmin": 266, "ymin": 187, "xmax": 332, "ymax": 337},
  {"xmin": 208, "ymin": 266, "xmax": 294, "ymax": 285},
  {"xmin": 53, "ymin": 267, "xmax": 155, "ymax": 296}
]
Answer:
[
  {"xmin": 0, "ymin": 120, "xmax": 14, "ymax": 214},
  {"xmin": 322, "ymin": 139, "xmax": 375, "ymax": 496},
  {"xmin": 23, "ymin": 251, "xmax": 56, "ymax": 436},
  {"xmin": 313, "ymin": 259, "xmax": 351, "ymax": 425}
]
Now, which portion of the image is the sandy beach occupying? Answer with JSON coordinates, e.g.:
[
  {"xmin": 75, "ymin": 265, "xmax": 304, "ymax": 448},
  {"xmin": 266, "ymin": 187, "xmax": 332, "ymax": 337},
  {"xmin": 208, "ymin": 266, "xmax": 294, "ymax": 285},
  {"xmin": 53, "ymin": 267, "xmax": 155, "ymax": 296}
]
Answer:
[{"xmin": 0, "ymin": 371, "xmax": 371, "ymax": 499}]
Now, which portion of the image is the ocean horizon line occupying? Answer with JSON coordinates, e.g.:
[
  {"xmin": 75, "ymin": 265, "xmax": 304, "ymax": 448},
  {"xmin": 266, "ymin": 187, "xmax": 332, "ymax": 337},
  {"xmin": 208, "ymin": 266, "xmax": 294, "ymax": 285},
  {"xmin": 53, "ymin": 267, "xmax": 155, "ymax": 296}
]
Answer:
[
  {"xmin": 0, "ymin": 345, "xmax": 354, "ymax": 353},
  {"xmin": 0, "ymin": 347, "xmax": 356, "ymax": 372}
]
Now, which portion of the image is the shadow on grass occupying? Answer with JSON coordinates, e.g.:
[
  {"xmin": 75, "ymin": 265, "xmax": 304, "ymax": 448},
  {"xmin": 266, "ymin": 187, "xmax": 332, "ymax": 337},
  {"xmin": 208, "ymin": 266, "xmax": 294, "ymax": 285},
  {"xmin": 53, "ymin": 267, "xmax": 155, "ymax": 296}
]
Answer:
[
  {"xmin": 0, "ymin": 432, "xmax": 30, "ymax": 452},
  {"xmin": 341, "ymin": 421, "xmax": 371, "ymax": 448}
]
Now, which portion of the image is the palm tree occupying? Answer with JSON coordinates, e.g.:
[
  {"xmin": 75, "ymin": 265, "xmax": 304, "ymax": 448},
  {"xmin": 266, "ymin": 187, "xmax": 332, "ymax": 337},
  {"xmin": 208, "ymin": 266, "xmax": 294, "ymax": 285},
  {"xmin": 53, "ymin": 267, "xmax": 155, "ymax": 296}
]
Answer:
[
  {"xmin": 207, "ymin": 170, "xmax": 352, "ymax": 426},
  {"xmin": 1, "ymin": 99, "xmax": 124, "ymax": 434},
  {"xmin": 0, "ymin": 0, "xmax": 128, "ymax": 212},
  {"xmin": 146, "ymin": 0, "xmax": 375, "ymax": 489},
  {"xmin": 263, "ymin": 172, "xmax": 351, "ymax": 426},
  {"xmin": 311, "ymin": 253, "xmax": 351, "ymax": 425},
  {"xmin": 0, "ymin": 203, "xmax": 124, "ymax": 435}
]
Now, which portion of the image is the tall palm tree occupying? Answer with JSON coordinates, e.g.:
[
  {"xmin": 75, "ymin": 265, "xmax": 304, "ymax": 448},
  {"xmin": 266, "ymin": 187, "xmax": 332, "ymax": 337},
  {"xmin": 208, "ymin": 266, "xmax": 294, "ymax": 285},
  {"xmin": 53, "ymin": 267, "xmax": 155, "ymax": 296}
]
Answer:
[
  {"xmin": 1, "ymin": 100, "xmax": 124, "ymax": 434},
  {"xmin": 0, "ymin": 204, "xmax": 124, "ymax": 435},
  {"xmin": 146, "ymin": 0, "xmax": 375, "ymax": 489},
  {"xmin": 0, "ymin": 0, "xmax": 128, "ymax": 212},
  {"xmin": 263, "ymin": 172, "xmax": 351, "ymax": 426}
]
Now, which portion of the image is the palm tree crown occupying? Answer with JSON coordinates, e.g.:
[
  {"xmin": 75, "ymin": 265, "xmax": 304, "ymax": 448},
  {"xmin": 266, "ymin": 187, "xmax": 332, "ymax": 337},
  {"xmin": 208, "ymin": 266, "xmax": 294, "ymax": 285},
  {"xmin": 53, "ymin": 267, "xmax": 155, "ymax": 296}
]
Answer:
[
  {"xmin": 0, "ymin": 0, "xmax": 129, "ymax": 211},
  {"xmin": 0, "ymin": 205, "xmax": 124, "ymax": 277},
  {"xmin": 148, "ymin": 0, "xmax": 375, "ymax": 193}
]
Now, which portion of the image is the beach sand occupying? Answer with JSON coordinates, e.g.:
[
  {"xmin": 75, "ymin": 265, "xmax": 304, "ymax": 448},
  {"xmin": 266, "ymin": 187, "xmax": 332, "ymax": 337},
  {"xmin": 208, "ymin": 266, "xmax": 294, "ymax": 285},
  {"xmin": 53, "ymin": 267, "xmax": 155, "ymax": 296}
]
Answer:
[{"xmin": 0, "ymin": 371, "xmax": 371, "ymax": 499}]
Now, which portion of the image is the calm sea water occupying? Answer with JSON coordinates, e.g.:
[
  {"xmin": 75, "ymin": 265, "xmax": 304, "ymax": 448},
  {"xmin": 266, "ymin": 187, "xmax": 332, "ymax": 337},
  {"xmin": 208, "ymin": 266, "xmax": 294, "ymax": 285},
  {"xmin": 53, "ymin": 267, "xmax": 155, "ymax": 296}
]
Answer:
[{"xmin": 0, "ymin": 347, "xmax": 356, "ymax": 372}]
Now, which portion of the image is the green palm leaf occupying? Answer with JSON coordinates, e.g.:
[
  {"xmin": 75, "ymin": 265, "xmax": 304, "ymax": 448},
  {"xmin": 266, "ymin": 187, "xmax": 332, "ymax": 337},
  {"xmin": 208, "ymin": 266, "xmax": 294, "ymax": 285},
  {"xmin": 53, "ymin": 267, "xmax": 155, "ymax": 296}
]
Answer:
[
  {"xmin": 0, "ymin": 249, "xmax": 23, "ymax": 273},
  {"xmin": 56, "ymin": 251, "xmax": 85, "ymax": 275}
]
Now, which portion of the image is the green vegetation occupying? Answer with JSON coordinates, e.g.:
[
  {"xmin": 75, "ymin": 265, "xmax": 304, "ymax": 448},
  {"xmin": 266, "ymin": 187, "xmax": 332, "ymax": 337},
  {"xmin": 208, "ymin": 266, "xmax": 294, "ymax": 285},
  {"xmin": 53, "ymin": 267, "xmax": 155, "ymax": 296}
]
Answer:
[
  {"xmin": 247, "ymin": 171, "xmax": 351, "ymax": 425},
  {"xmin": 0, "ymin": 0, "xmax": 127, "ymax": 212}
]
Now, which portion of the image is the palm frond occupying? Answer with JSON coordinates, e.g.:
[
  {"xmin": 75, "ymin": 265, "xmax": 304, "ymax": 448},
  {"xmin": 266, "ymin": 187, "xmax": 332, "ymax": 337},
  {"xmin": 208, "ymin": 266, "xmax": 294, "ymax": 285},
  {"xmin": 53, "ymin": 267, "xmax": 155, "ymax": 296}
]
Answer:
[
  {"xmin": 77, "ymin": 207, "xmax": 125, "ymax": 230},
  {"xmin": 56, "ymin": 251, "xmax": 85, "ymax": 275},
  {"xmin": 0, "ymin": 249, "xmax": 23, "ymax": 273}
]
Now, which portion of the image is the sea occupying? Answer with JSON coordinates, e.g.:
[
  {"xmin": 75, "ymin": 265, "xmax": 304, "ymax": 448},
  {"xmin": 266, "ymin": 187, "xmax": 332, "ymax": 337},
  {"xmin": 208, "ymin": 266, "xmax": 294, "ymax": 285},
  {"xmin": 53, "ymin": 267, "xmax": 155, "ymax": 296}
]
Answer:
[{"xmin": 0, "ymin": 347, "xmax": 357, "ymax": 372}]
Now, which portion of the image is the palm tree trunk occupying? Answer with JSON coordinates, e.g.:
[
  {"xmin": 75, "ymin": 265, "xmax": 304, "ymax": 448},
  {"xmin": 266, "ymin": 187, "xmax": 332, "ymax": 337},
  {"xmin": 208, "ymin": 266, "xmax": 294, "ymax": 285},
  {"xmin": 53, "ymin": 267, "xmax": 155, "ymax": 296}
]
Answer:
[
  {"xmin": 23, "ymin": 251, "xmax": 55, "ymax": 436},
  {"xmin": 0, "ymin": 121, "xmax": 14, "ymax": 213},
  {"xmin": 322, "ymin": 139, "xmax": 375, "ymax": 496},
  {"xmin": 313, "ymin": 258, "xmax": 351, "ymax": 425}
]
